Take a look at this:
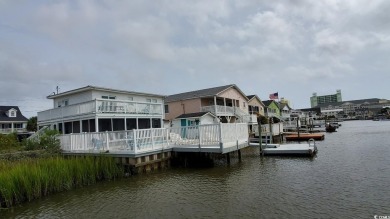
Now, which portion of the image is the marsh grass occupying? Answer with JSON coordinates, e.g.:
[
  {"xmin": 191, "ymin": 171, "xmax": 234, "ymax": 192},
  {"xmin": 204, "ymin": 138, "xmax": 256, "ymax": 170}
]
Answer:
[{"xmin": 0, "ymin": 156, "xmax": 123, "ymax": 207}]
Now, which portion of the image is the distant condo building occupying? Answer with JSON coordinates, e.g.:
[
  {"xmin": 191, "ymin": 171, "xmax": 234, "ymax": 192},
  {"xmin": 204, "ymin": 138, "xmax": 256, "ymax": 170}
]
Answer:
[{"xmin": 310, "ymin": 90, "xmax": 342, "ymax": 107}]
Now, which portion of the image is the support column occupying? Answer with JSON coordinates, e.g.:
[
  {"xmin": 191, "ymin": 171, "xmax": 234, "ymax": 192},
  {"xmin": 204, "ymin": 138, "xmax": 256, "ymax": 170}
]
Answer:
[
  {"xmin": 214, "ymin": 96, "xmax": 217, "ymax": 114},
  {"xmin": 136, "ymin": 118, "xmax": 139, "ymax": 129},
  {"xmin": 95, "ymin": 117, "xmax": 99, "ymax": 133},
  {"xmin": 124, "ymin": 118, "xmax": 127, "ymax": 131},
  {"xmin": 223, "ymin": 98, "xmax": 226, "ymax": 113},
  {"xmin": 11, "ymin": 122, "xmax": 14, "ymax": 132},
  {"xmin": 150, "ymin": 118, "xmax": 153, "ymax": 129},
  {"xmin": 80, "ymin": 120, "xmax": 83, "ymax": 133}
]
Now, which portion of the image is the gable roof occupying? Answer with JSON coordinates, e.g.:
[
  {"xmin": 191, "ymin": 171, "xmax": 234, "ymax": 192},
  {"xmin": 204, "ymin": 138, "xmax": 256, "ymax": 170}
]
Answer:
[
  {"xmin": 247, "ymin": 95, "xmax": 265, "ymax": 106},
  {"xmin": 278, "ymin": 103, "xmax": 292, "ymax": 110},
  {"xmin": 262, "ymin": 100, "xmax": 276, "ymax": 107},
  {"xmin": 165, "ymin": 84, "xmax": 249, "ymax": 103},
  {"xmin": 175, "ymin": 112, "xmax": 216, "ymax": 119},
  {"xmin": 0, "ymin": 106, "xmax": 28, "ymax": 122},
  {"xmin": 47, "ymin": 85, "xmax": 165, "ymax": 99}
]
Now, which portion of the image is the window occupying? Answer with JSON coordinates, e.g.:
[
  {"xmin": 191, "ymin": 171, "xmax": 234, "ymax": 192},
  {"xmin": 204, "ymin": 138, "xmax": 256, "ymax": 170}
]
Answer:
[
  {"xmin": 63, "ymin": 99, "xmax": 69, "ymax": 106},
  {"xmin": 152, "ymin": 99, "xmax": 157, "ymax": 103},
  {"xmin": 102, "ymin": 96, "xmax": 116, "ymax": 100},
  {"xmin": 164, "ymin": 105, "xmax": 169, "ymax": 113},
  {"xmin": 128, "ymin": 97, "xmax": 133, "ymax": 101},
  {"xmin": 10, "ymin": 110, "xmax": 16, "ymax": 117},
  {"xmin": 146, "ymin": 99, "xmax": 151, "ymax": 103}
]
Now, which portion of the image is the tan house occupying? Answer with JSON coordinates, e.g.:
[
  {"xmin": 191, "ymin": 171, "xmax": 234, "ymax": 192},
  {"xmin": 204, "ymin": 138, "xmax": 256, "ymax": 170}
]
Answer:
[
  {"xmin": 165, "ymin": 84, "xmax": 250, "ymax": 123},
  {"xmin": 247, "ymin": 95, "xmax": 265, "ymax": 116}
]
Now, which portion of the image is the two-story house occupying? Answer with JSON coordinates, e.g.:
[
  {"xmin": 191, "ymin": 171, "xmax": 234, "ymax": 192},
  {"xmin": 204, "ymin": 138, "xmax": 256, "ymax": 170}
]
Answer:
[
  {"xmin": 0, "ymin": 106, "xmax": 28, "ymax": 134},
  {"xmin": 165, "ymin": 84, "xmax": 249, "ymax": 124},
  {"xmin": 37, "ymin": 86, "xmax": 165, "ymax": 134},
  {"xmin": 262, "ymin": 100, "xmax": 281, "ymax": 119},
  {"xmin": 278, "ymin": 102, "xmax": 292, "ymax": 120}
]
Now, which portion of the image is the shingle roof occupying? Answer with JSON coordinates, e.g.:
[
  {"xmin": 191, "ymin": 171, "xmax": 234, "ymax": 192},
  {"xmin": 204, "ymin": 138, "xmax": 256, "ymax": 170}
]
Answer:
[
  {"xmin": 278, "ymin": 103, "xmax": 291, "ymax": 110},
  {"xmin": 262, "ymin": 100, "xmax": 275, "ymax": 107},
  {"xmin": 175, "ymin": 112, "xmax": 216, "ymax": 119},
  {"xmin": 0, "ymin": 106, "xmax": 28, "ymax": 122},
  {"xmin": 246, "ymin": 95, "xmax": 255, "ymax": 100},
  {"xmin": 165, "ymin": 84, "xmax": 247, "ymax": 103}
]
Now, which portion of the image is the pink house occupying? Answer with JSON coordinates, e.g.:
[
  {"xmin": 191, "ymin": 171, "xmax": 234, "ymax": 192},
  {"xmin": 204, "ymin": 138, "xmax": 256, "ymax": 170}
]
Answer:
[{"xmin": 165, "ymin": 84, "xmax": 250, "ymax": 123}]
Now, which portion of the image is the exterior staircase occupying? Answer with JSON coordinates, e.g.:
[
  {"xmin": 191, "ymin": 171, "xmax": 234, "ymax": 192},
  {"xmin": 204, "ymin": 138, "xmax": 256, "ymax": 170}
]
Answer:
[{"xmin": 27, "ymin": 126, "xmax": 49, "ymax": 141}]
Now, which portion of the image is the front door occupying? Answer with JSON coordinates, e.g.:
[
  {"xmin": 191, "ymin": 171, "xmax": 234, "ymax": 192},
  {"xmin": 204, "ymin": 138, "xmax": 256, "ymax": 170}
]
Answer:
[{"xmin": 181, "ymin": 119, "xmax": 187, "ymax": 137}]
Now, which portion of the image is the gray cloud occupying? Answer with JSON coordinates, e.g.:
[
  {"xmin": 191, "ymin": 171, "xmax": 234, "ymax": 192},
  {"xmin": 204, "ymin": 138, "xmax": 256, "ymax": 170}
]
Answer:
[{"xmin": 0, "ymin": 0, "xmax": 389, "ymax": 117}]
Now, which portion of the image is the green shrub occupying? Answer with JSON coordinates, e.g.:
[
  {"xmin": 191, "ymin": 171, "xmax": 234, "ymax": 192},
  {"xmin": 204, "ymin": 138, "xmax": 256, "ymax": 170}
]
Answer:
[
  {"xmin": 22, "ymin": 130, "xmax": 61, "ymax": 154},
  {"xmin": 0, "ymin": 133, "xmax": 21, "ymax": 152}
]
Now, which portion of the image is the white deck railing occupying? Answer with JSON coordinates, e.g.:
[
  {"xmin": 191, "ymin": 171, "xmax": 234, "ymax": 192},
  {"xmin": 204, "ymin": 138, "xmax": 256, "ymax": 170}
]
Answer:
[
  {"xmin": 38, "ymin": 99, "xmax": 163, "ymax": 122},
  {"xmin": 201, "ymin": 105, "xmax": 235, "ymax": 115},
  {"xmin": 0, "ymin": 128, "xmax": 27, "ymax": 134},
  {"xmin": 252, "ymin": 123, "xmax": 284, "ymax": 136},
  {"xmin": 58, "ymin": 123, "xmax": 249, "ymax": 154}
]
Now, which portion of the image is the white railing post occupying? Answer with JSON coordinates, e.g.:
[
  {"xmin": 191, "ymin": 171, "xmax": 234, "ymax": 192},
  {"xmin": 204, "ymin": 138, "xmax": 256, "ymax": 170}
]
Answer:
[
  {"xmin": 105, "ymin": 131, "xmax": 109, "ymax": 150},
  {"xmin": 151, "ymin": 129, "xmax": 155, "ymax": 149},
  {"xmin": 235, "ymin": 123, "xmax": 238, "ymax": 149},
  {"xmin": 198, "ymin": 125, "xmax": 202, "ymax": 150},
  {"xmin": 70, "ymin": 133, "xmax": 73, "ymax": 151},
  {"xmin": 133, "ymin": 130, "xmax": 137, "ymax": 154},
  {"xmin": 218, "ymin": 123, "xmax": 223, "ymax": 152},
  {"xmin": 95, "ymin": 99, "xmax": 98, "ymax": 113}
]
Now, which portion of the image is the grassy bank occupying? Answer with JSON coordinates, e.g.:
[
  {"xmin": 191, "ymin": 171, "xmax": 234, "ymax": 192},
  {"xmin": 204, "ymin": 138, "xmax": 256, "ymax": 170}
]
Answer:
[{"xmin": 0, "ymin": 156, "xmax": 124, "ymax": 208}]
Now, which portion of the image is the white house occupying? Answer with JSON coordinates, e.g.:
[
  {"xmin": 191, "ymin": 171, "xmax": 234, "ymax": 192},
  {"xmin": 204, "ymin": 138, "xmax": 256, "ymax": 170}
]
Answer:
[
  {"xmin": 171, "ymin": 112, "xmax": 219, "ymax": 128},
  {"xmin": 0, "ymin": 106, "xmax": 28, "ymax": 134},
  {"xmin": 37, "ymin": 86, "xmax": 165, "ymax": 134}
]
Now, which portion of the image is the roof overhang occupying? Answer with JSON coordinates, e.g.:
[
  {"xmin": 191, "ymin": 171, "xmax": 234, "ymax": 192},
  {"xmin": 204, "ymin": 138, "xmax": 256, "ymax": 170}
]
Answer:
[{"xmin": 47, "ymin": 85, "xmax": 165, "ymax": 99}]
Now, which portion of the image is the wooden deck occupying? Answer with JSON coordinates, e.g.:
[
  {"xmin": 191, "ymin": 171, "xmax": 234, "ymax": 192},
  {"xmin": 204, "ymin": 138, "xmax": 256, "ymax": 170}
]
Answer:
[{"xmin": 58, "ymin": 123, "xmax": 249, "ymax": 157}]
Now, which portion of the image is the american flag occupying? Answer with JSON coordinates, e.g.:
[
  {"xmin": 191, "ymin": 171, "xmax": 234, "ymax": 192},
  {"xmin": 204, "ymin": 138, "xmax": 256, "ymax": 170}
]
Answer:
[{"xmin": 269, "ymin": 92, "xmax": 278, "ymax": 100}]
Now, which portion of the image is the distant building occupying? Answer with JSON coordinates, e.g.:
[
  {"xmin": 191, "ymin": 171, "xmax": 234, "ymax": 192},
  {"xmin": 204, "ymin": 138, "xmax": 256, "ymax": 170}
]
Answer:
[
  {"xmin": 310, "ymin": 90, "xmax": 342, "ymax": 107},
  {"xmin": 317, "ymin": 98, "xmax": 390, "ymax": 119},
  {"xmin": 0, "ymin": 106, "xmax": 28, "ymax": 134}
]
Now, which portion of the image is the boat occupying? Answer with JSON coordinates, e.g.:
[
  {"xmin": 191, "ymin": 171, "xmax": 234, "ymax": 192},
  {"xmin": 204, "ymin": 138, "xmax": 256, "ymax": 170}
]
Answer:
[{"xmin": 325, "ymin": 123, "xmax": 337, "ymax": 132}]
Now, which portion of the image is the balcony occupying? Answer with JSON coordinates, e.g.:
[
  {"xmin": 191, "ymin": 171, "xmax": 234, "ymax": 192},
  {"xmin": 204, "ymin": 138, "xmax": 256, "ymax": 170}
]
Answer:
[
  {"xmin": 38, "ymin": 99, "xmax": 163, "ymax": 122},
  {"xmin": 0, "ymin": 128, "xmax": 27, "ymax": 134},
  {"xmin": 201, "ymin": 105, "xmax": 247, "ymax": 116}
]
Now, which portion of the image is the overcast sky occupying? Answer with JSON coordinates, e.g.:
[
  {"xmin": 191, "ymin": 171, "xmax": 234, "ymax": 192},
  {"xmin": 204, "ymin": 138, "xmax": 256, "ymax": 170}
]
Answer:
[{"xmin": 1, "ymin": 0, "xmax": 389, "ymax": 118}]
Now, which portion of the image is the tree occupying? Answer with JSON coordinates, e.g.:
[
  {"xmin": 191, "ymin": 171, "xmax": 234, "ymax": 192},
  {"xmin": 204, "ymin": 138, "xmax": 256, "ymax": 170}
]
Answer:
[{"xmin": 27, "ymin": 116, "xmax": 37, "ymax": 132}]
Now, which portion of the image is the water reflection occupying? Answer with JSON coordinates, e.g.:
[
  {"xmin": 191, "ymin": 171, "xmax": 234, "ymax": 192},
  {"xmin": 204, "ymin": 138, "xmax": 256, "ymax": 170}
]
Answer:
[{"xmin": 2, "ymin": 121, "xmax": 390, "ymax": 218}]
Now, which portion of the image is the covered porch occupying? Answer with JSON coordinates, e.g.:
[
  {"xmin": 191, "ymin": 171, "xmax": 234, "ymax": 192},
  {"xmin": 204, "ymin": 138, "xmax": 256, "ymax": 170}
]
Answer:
[
  {"xmin": 200, "ymin": 97, "xmax": 248, "ymax": 123},
  {"xmin": 50, "ymin": 116, "xmax": 163, "ymax": 134}
]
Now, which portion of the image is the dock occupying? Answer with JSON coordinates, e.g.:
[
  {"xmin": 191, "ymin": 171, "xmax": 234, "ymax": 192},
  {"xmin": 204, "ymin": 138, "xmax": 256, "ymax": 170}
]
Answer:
[
  {"xmin": 58, "ymin": 123, "xmax": 249, "ymax": 172},
  {"xmin": 249, "ymin": 140, "xmax": 318, "ymax": 157},
  {"xmin": 285, "ymin": 132, "xmax": 325, "ymax": 141}
]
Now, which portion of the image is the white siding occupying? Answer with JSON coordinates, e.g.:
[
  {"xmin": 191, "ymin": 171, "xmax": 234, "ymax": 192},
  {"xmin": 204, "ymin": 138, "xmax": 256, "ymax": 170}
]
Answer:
[
  {"xmin": 201, "ymin": 115, "xmax": 217, "ymax": 125},
  {"xmin": 53, "ymin": 91, "xmax": 93, "ymax": 108},
  {"xmin": 91, "ymin": 91, "xmax": 163, "ymax": 103}
]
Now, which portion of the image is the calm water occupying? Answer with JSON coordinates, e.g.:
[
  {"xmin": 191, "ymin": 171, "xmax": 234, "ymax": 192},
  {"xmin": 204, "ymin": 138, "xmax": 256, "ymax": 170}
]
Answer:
[{"xmin": 2, "ymin": 121, "xmax": 390, "ymax": 218}]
